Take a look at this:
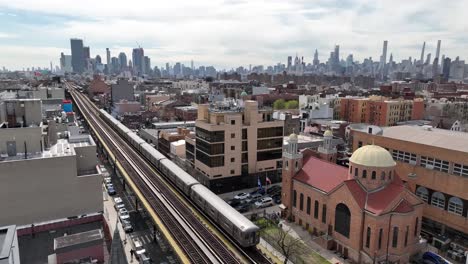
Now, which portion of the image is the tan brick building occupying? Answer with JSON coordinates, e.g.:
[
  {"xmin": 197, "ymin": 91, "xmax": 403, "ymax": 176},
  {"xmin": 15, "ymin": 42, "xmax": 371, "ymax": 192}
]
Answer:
[
  {"xmin": 352, "ymin": 125, "xmax": 468, "ymax": 255},
  {"xmin": 192, "ymin": 100, "xmax": 284, "ymax": 193},
  {"xmin": 281, "ymin": 134, "xmax": 424, "ymax": 263}
]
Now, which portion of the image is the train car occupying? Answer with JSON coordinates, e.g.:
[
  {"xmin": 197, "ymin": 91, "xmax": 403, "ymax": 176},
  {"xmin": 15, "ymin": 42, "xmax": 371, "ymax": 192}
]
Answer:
[
  {"xmin": 159, "ymin": 159, "xmax": 198, "ymax": 195},
  {"xmin": 190, "ymin": 184, "xmax": 259, "ymax": 247},
  {"xmin": 140, "ymin": 142, "xmax": 166, "ymax": 167},
  {"xmin": 127, "ymin": 132, "xmax": 146, "ymax": 152},
  {"xmin": 117, "ymin": 123, "xmax": 132, "ymax": 141}
]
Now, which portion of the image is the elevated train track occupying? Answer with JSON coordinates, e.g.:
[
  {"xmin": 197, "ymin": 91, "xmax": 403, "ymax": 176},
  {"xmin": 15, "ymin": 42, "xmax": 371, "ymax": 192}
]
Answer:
[{"xmin": 68, "ymin": 83, "xmax": 270, "ymax": 264}]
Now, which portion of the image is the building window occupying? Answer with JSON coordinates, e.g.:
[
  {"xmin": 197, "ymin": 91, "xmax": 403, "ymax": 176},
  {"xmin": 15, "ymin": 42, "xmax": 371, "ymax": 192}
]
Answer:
[
  {"xmin": 258, "ymin": 126, "xmax": 283, "ymax": 138},
  {"xmin": 420, "ymin": 156, "xmax": 449, "ymax": 173},
  {"xmin": 306, "ymin": 197, "xmax": 311, "ymax": 215},
  {"xmin": 389, "ymin": 171, "xmax": 392, "ymax": 179},
  {"xmin": 293, "ymin": 190, "xmax": 297, "ymax": 207},
  {"xmin": 322, "ymin": 204, "xmax": 327, "ymax": 223},
  {"xmin": 414, "ymin": 218, "xmax": 419, "ymax": 237},
  {"xmin": 366, "ymin": 227, "xmax": 371, "ymax": 248},
  {"xmin": 231, "ymin": 145, "xmax": 235, "ymax": 150},
  {"xmin": 349, "ymin": 166, "xmax": 352, "ymax": 174},
  {"xmin": 257, "ymin": 149, "xmax": 283, "ymax": 161},
  {"xmin": 230, "ymin": 170, "xmax": 235, "ymax": 174},
  {"xmin": 231, "ymin": 120, "xmax": 235, "ymax": 125},
  {"xmin": 415, "ymin": 186, "xmax": 429, "ymax": 202},
  {"xmin": 431, "ymin": 192, "xmax": 445, "ymax": 209},
  {"xmin": 453, "ymin": 163, "xmax": 468, "ymax": 177},
  {"xmin": 285, "ymin": 160, "xmax": 289, "ymax": 169},
  {"xmin": 334, "ymin": 203, "xmax": 351, "ymax": 238},
  {"xmin": 358, "ymin": 141, "xmax": 363, "ymax": 148},
  {"xmin": 299, "ymin": 193, "xmax": 304, "ymax": 211},
  {"xmin": 257, "ymin": 138, "xmax": 283, "ymax": 150},
  {"xmin": 314, "ymin": 200, "xmax": 319, "ymax": 219},
  {"xmin": 378, "ymin": 228, "xmax": 383, "ymax": 250},
  {"xmin": 231, "ymin": 133, "xmax": 235, "ymax": 138},
  {"xmin": 295, "ymin": 161, "xmax": 298, "ymax": 170},
  {"xmin": 392, "ymin": 150, "xmax": 417, "ymax": 164},
  {"xmin": 392, "ymin": 227, "xmax": 399, "ymax": 248},
  {"xmin": 381, "ymin": 171, "xmax": 386, "ymax": 180},
  {"xmin": 404, "ymin": 226, "xmax": 409, "ymax": 247},
  {"xmin": 231, "ymin": 158, "xmax": 235, "ymax": 162},
  {"xmin": 354, "ymin": 168, "xmax": 358, "ymax": 177},
  {"xmin": 371, "ymin": 171, "xmax": 376, "ymax": 179},
  {"xmin": 242, "ymin": 129, "xmax": 247, "ymax": 139},
  {"xmin": 362, "ymin": 170, "xmax": 367, "ymax": 178},
  {"xmin": 448, "ymin": 197, "xmax": 463, "ymax": 215}
]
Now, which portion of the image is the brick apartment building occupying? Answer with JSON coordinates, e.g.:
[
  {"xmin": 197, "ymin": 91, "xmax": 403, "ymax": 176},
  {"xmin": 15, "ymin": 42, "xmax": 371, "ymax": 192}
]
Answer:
[
  {"xmin": 339, "ymin": 96, "xmax": 424, "ymax": 126},
  {"xmin": 351, "ymin": 125, "xmax": 468, "ymax": 257},
  {"xmin": 281, "ymin": 133, "xmax": 424, "ymax": 263},
  {"xmin": 190, "ymin": 100, "xmax": 284, "ymax": 193}
]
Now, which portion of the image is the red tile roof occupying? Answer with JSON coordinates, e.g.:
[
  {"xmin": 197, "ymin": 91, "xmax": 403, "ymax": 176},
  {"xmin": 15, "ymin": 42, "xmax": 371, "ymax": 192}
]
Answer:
[
  {"xmin": 393, "ymin": 199, "xmax": 414, "ymax": 213},
  {"xmin": 344, "ymin": 180, "xmax": 366, "ymax": 209},
  {"xmin": 366, "ymin": 182, "xmax": 405, "ymax": 215},
  {"xmin": 294, "ymin": 156, "xmax": 348, "ymax": 192}
]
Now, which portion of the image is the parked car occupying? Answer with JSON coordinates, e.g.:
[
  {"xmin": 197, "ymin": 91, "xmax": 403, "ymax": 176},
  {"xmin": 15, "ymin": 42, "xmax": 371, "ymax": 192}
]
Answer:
[
  {"xmin": 227, "ymin": 199, "xmax": 241, "ymax": 207},
  {"xmin": 234, "ymin": 192, "xmax": 250, "ymax": 200},
  {"xmin": 250, "ymin": 188, "xmax": 265, "ymax": 195},
  {"xmin": 121, "ymin": 219, "xmax": 133, "ymax": 233},
  {"xmin": 119, "ymin": 208, "xmax": 130, "ymax": 220},
  {"xmin": 139, "ymin": 252, "xmax": 152, "ymax": 264},
  {"xmin": 266, "ymin": 185, "xmax": 281, "ymax": 194},
  {"xmin": 104, "ymin": 177, "xmax": 112, "ymax": 184},
  {"xmin": 235, "ymin": 203, "xmax": 251, "ymax": 213},
  {"xmin": 272, "ymin": 194, "xmax": 281, "ymax": 204},
  {"xmin": 255, "ymin": 197, "xmax": 274, "ymax": 208},
  {"xmin": 422, "ymin": 252, "xmax": 450, "ymax": 264},
  {"xmin": 114, "ymin": 197, "xmax": 125, "ymax": 210},
  {"xmin": 107, "ymin": 186, "xmax": 116, "ymax": 195},
  {"xmin": 131, "ymin": 238, "xmax": 146, "ymax": 259}
]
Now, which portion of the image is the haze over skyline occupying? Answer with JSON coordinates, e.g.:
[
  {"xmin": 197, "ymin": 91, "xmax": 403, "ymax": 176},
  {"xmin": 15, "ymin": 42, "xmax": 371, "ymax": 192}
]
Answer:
[{"xmin": 1, "ymin": 0, "xmax": 467, "ymax": 70}]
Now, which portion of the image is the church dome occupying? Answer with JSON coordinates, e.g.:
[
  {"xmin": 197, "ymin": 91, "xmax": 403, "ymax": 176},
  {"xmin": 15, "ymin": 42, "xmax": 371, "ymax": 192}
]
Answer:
[
  {"xmin": 289, "ymin": 133, "xmax": 298, "ymax": 141},
  {"xmin": 349, "ymin": 145, "xmax": 396, "ymax": 167},
  {"xmin": 323, "ymin": 130, "xmax": 333, "ymax": 137}
]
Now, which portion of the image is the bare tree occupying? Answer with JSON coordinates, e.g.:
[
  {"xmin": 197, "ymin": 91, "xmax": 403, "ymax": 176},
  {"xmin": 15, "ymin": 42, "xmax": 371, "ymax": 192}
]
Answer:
[{"xmin": 269, "ymin": 226, "xmax": 305, "ymax": 264}]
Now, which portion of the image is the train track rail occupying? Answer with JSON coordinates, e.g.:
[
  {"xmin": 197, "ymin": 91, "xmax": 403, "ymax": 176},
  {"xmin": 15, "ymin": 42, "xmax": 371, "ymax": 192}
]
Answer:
[{"xmin": 69, "ymin": 86, "xmax": 243, "ymax": 264}]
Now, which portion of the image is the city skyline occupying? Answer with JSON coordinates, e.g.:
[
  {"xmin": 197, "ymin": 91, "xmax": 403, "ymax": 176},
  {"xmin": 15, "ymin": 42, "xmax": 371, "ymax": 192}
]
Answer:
[{"xmin": 1, "ymin": 0, "xmax": 468, "ymax": 70}]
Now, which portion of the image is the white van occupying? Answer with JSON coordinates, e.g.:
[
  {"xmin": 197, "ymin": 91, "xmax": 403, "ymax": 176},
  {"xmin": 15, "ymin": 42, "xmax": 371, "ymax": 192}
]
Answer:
[{"xmin": 255, "ymin": 197, "xmax": 273, "ymax": 208}]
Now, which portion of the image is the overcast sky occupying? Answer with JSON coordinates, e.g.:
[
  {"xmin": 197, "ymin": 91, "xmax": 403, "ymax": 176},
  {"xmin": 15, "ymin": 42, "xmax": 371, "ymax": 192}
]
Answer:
[{"xmin": 0, "ymin": 0, "xmax": 467, "ymax": 70}]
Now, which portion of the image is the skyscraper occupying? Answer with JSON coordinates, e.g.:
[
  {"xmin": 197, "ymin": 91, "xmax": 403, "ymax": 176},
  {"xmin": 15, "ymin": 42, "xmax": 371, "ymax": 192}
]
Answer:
[
  {"xmin": 70, "ymin": 38, "xmax": 85, "ymax": 73},
  {"xmin": 313, "ymin": 49, "xmax": 319, "ymax": 66},
  {"xmin": 144, "ymin": 56, "xmax": 151, "ymax": 75},
  {"xmin": 287, "ymin": 56, "xmax": 292, "ymax": 69},
  {"xmin": 118, "ymin": 52, "xmax": 127, "ymax": 70},
  {"xmin": 106, "ymin": 48, "xmax": 111, "ymax": 66},
  {"xmin": 83, "ymin": 46, "xmax": 90, "ymax": 59},
  {"xmin": 420, "ymin": 41, "xmax": 426, "ymax": 63},
  {"xmin": 443, "ymin": 57, "xmax": 451, "ymax": 80},
  {"xmin": 380, "ymin": 40, "xmax": 388, "ymax": 79},
  {"xmin": 132, "ymin": 48, "xmax": 144, "ymax": 75},
  {"xmin": 435, "ymin": 40, "xmax": 441, "ymax": 65}
]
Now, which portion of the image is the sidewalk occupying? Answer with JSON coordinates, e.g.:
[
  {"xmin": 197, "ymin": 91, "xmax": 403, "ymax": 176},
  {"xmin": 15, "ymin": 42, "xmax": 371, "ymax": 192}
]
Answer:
[
  {"xmin": 103, "ymin": 193, "xmax": 137, "ymax": 263},
  {"xmin": 279, "ymin": 220, "xmax": 346, "ymax": 264}
]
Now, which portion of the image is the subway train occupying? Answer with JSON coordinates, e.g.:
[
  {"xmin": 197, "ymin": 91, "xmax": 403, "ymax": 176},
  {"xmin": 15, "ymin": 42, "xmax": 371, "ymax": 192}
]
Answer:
[{"xmin": 99, "ymin": 109, "xmax": 259, "ymax": 247}]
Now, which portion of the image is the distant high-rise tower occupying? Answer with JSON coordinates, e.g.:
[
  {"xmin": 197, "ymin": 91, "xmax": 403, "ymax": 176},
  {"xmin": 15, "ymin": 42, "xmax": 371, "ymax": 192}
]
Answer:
[
  {"xmin": 106, "ymin": 48, "xmax": 111, "ymax": 66},
  {"xmin": 435, "ymin": 40, "xmax": 441, "ymax": 65},
  {"xmin": 313, "ymin": 49, "xmax": 319, "ymax": 66},
  {"xmin": 118, "ymin": 52, "xmax": 127, "ymax": 70},
  {"xmin": 380, "ymin": 40, "xmax": 388, "ymax": 79},
  {"xmin": 420, "ymin": 42, "xmax": 426, "ymax": 63},
  {"xmin": 144, "ymin": 56, "xmax": 151, "ymax": 75},
  {"xmin": 132, "ymin": 48, "xmax": 145, "ymax": 75},
  {"xmin": 83, "ymin": 46, "xmax": 90, "ymax": 59},
  {"xmin": 443, "ymin": 57, "xmax": 451, "ymax": 80},
  {"xmin": 70, "ymin": 38, "xmax": 85, "ymax": 73},
  {"xmin": 287, "ymin": 56, "xmax": 292, "ymax": 69}
]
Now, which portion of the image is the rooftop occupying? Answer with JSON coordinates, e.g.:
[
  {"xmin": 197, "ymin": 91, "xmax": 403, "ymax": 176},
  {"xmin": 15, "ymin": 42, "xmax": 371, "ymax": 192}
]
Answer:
[
  {"xmin": 0, "ymin": 225, "xmax": 16, "ymax": 259},
  {"xmin": 54, "ymin": 229, "xmax": 103, "ymax": 250},
  {"xmin": 381, "ymin": 125, "xmax": 468, "ymax": 153}
]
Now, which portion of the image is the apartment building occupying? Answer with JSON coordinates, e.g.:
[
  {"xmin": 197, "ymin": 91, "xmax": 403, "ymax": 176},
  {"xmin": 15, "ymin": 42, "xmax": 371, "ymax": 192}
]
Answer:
[
  {"xmin": 340, "ymin": 96, "xmax": 424, "ymax": 126},
  {"xmin": 192, "ymin": 100, "xmax": 284, "ymax": 192},
  {"xmin": 0, "ymin": 98, "xmax": 102, "ymax": 227},
  {"xmin": 352, "ymin": 125, "xmax": 468, "ymax": 255}
]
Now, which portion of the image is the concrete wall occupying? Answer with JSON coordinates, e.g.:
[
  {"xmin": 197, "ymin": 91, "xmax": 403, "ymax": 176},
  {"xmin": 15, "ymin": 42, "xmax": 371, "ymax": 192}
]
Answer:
[
  {"xmin": 0, "ymin": 126, "xmax": 43, "ymax": 155},
  {"xmin": 75, "ymin": 145, "xmax": 98, "ymax": 174},
  {"xmin": 0, "ymin": 155, "xmax": 102, "ymax": 226}
]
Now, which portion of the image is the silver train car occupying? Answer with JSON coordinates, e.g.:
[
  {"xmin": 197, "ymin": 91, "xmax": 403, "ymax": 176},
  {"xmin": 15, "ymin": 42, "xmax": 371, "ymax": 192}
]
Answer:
[{"xmin": 98, "ymin": 109, "xmax": 259, "ymax": 247}]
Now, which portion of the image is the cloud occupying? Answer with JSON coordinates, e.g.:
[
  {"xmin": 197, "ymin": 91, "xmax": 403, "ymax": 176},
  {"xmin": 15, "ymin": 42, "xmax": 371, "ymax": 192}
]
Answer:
[{"xmin": 0, "ymin": 0, "xmax": 467, "ymax": 70}]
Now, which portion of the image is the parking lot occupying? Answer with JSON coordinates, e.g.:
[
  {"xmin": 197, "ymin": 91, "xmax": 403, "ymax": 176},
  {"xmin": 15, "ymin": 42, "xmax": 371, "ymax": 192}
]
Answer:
[
  {"xmin": 100, "ymin": 160, "xmax": 179, "ymax": 264},
  {"xmin": 218, "ymin": 183, "xmax": 282, "ymax": 218}
]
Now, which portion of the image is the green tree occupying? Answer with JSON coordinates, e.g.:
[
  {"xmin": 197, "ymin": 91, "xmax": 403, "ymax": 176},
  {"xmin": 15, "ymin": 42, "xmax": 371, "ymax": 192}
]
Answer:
[
  {"xmin": 285, "ymin": 100, "xmax": 299, "ymax": 109},
  {"xmin": 273, "ymin": 99, "xmax": 286, "ymax": 109}
]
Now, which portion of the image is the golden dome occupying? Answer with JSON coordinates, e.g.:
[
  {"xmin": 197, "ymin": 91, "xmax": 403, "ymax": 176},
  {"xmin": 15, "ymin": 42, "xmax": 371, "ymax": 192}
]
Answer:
[
  {"xmin": 349, "ymin": 145, "xmax": 396, "ymax": 167},
  {"xmin": 324, "ymin": 130, "xmax": 333, "ymax": 137},
  {"xmin": 289, "ymin": 133, "xmax": 298, "ymax": 141}
]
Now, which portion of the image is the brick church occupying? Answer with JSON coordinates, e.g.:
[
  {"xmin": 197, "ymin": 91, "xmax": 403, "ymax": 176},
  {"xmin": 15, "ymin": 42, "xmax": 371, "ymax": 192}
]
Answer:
[{"xmin": 280, "ymin": 131, "xmax": 425, "ymax": 263}]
